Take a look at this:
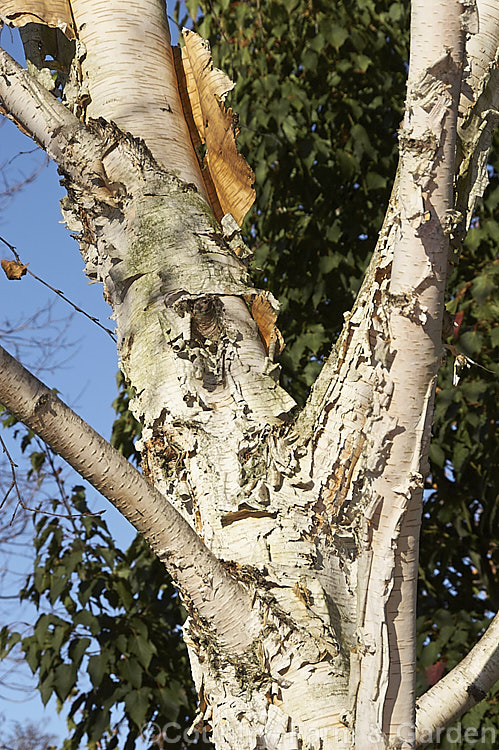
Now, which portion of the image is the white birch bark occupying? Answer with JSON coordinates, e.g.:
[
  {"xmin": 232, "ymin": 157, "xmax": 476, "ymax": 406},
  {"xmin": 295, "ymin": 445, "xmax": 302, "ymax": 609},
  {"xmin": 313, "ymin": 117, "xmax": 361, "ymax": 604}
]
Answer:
[
  {"xmin": 1, "ymin": 0, "xmax": 499, "ymax": 747},
  {"xmin": 353, "ymin": 2, "xmax": 465, "ymax": 745},
  {"xmin": 68, "ymin": 0, "xmax": 205, "ymax": 190}
]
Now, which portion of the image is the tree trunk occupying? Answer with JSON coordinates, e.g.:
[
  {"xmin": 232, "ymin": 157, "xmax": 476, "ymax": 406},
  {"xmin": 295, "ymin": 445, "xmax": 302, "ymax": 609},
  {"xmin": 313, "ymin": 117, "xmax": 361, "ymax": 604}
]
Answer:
[{"xmin": 1, "ymin": 0, "xmax": 499, "ymax": 747}]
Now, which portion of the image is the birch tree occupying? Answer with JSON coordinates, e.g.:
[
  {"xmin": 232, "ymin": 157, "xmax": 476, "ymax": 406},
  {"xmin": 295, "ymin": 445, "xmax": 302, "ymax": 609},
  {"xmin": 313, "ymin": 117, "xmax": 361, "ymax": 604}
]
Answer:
[{"xmin": 0, "ymin": 0, "xmax": 499, "ymax": 748}]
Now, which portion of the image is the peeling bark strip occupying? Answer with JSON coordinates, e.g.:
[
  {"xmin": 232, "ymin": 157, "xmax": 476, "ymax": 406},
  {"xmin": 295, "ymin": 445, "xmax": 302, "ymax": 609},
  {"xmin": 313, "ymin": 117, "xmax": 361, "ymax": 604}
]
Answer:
[
  {"xmin": 1, "ymin": 0, "xmax": 499, "ymax": 747},
  {"xmin": 0, "ymin": 0, "xmax": 75, "ymax": 38},
  {"xmin": 175, "ymin": 29, "xmax": 256, "ymax": 225}
]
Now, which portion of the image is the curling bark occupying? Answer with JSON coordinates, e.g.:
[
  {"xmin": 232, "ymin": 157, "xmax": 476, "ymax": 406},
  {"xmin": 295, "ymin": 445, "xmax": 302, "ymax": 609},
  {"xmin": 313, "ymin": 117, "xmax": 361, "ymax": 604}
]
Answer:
[{"xmin": 1, "ymin": 0, "xmax": 499, "ymax": 748}]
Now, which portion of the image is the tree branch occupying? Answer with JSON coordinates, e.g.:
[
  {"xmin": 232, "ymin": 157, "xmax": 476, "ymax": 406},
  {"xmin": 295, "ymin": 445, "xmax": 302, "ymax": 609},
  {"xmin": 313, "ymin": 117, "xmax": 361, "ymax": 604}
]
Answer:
[
  {"xmin": 0, "ymin": 343, "xmax": 262, "ymax": 653},
  {"xmin": 415, "ymin": 612, "xmax": 499, "ymax": 747},
  {"xmin": 0, "ymin": 46, "xmax": 111, "ymax": 194}
]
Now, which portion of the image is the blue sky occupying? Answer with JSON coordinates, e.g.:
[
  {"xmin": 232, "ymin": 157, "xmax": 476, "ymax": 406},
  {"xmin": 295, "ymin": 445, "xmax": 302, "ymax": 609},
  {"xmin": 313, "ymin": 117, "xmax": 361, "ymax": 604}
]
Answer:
[
  {"xmin": 0, "ymin": 10, "xmax": 187, "ymax": 742},
  {"xmin": 0, "ymin": 55, "xmax": 130, "ymax": 750},
  {"xmin": 0, "ymin": 122, "xmax": 136, "ymax": 736}
]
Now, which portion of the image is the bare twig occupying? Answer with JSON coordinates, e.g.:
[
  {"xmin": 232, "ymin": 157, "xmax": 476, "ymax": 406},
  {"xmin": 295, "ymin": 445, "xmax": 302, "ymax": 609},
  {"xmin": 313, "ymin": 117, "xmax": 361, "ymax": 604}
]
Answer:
[
  {"xmin": 0, "ymin": 154, "xmax": 48, "ymax": 207},
  {"xmin": 0, "ymin": 302, "xmax": 75, "ymax": 374},
  {"xmin": 35, "ymin": 438, "xmax": 81, "ymax": 534},
  {"xmin": 0, "ymin": 434, "xmax": 23, "ymax": 516},
  {"xmin": 0, "ymin": 433, "xmax": 103, "ymax": 521},
  {"xmin": 0, "ymin": 234, "xmax": 116, "ymax": 341},
  {"xmin": 0, "ymin": 117, "xmax": 49, "ymax": 210}
]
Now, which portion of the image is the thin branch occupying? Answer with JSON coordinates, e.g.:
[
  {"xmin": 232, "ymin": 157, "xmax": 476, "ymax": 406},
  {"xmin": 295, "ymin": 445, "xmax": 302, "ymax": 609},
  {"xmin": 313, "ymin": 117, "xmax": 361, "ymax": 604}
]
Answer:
[
  {"xmin": 2, "ymin": 147, "xmax": 41, "ymax": 168},
  {"xmin": 0, "ymin": 434, "xmax": 23, "ymax": 515},
  {"xmin": 0, "ymin": 150, "xmax": 48, "ymax": 210},
  {"xmin": 0, "ymin": 343, "xmax": 262, "ymax": 652},
  {"xmin": 0, "ymin": 432, "xmax": 96, "ymax": 522},
  {"xmin": 36, "ymin": 438, "xmax": 82, "ymax": 534},
  {"xmin": 416, "ymin": 612, "xmax": 499, "ymax": 747},
  {"xmin": 0, "ymin": 301, "xmax": 76, "ymax": 377},
  {"xmin": 0, "ymin": 235, "xmax": 116, "ymax": 341}
]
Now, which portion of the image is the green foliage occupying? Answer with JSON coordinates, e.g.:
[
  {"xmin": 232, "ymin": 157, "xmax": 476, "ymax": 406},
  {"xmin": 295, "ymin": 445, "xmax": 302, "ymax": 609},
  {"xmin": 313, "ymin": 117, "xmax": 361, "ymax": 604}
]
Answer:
[
  {"xmin": 17, "ymin": 487, "xmax": 210, "ymax": 749},
  {"xmin": 420, "ymin": 137, "xmax": 499, "ymax": 613},
  {"xmin": 416, "ymin": 611, "xmax": 499, "ymax": 749}
]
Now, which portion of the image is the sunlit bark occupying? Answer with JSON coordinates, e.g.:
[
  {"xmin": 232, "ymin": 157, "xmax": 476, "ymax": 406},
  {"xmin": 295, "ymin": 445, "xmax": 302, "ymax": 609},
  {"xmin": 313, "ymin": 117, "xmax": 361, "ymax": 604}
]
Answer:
[{"xmin": 1, "ymin": 0, "xmax": 499, "ymax": 747}]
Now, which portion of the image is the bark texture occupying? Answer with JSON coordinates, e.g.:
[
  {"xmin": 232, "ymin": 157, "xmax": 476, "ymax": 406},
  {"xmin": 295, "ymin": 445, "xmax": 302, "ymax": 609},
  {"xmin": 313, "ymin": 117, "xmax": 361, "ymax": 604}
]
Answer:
[
  {"xmin": 70, "ymin": 0, "xmax": 205, "ymax": 189},
  {"xmin": 1, "ymin": 0, "xmax": 499, "ymax": 747}
]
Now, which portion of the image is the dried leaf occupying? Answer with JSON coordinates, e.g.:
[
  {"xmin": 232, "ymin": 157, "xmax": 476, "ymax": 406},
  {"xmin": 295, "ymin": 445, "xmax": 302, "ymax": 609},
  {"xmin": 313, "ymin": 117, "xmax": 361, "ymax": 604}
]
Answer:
[
  {"xmin": 248, "ymin": 292, "xmax": 285, "ymax": 358},
  {"xmin": 0, "ymin": 0, "xmax": 75, "ymax": 39},
  {"xmin": 1, "ymin": 259, "xmax": 28, "ymax": 279},
  {"xmin": 175, "ymin": 29, "xmax": 255, "ymax": 226}
]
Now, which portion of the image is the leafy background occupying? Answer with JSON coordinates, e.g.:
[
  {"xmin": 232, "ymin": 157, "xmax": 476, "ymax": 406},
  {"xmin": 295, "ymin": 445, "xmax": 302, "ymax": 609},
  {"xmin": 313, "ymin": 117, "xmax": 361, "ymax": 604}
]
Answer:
[{"xmin": 1, "ymin": 0, "xmax": 498, "ymax": 747}]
